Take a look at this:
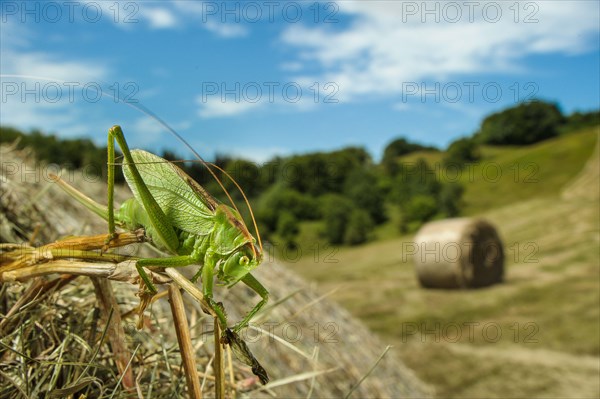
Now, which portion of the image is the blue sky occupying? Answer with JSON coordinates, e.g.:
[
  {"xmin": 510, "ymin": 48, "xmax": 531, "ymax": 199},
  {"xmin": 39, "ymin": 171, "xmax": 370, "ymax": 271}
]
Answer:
[{"xmin": 1, "ymin": 1, "xmax": 599, "ymax": 162}]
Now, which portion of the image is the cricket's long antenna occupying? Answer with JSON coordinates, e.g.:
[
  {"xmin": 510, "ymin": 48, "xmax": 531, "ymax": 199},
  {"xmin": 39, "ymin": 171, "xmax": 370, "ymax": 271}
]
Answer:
[
  {"xmin": 205, "ymin": 162, "xmax": 263, "ymax": 255},
  {"xmin": 1, "ymin": 74, "xmax": 262, "ymax": 244}
]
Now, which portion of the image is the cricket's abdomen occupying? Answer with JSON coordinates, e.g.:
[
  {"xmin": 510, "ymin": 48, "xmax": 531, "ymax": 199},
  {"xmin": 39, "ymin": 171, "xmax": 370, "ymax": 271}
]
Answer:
[{"xmin": 179, "ymin": 230, "xmax": 210, "ymax": 261}]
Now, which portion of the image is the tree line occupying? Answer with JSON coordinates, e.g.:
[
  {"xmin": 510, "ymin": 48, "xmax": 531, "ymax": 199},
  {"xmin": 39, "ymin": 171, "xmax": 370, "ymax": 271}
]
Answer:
[{"xmin": 1, "ymin": 100, "xmax": 597, "ymax": 248}]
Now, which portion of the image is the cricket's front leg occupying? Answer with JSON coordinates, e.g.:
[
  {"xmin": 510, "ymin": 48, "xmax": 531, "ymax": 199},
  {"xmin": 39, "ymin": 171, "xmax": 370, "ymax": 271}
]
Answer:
[
  {"xmin": 233, "ymin": 273, "xmax": 269, "ymax": 333},
  {"xmin": 201, "ymin": 252, "xmax": 229, "ymax": 330},
  {"xmin": 133, "ymin": 255, "xmax": 196, "ymax": 329},
  {"xmin": 105, "ymin": 123, "xmax": 119, "ymax": 245},
  {"xmin": 136, "ymin": 255, "xmax": 197, "ymax": 294}
]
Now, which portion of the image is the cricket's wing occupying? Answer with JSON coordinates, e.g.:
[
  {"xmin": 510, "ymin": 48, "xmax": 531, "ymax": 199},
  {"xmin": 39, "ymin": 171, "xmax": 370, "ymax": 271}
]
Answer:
[{"xmin": 124, "ymin": 149, "xmax": 217, "ymax": 235}]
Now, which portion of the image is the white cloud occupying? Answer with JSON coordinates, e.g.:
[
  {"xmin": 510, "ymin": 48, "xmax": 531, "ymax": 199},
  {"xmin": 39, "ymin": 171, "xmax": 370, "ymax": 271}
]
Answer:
[
  {"xmin": 139, "ymin": 7, "xmax": 178, "ymax": 29},
  {"xmin": 196, "ymin": 96, "xmax": 262, "ymax": 118},
  {"xmin": 280, "ymin": 61, "xmax": 303, "ymax": 72},
  {"xmin": 80, "ymin": 1, "xmax": 248, "ymax": 37},
  {"xmin": 0, "ymin": 15, "xmax": 31, "ymax": 48},
  {"xmin": 2, "ymin": 52, "xmax": 107, "ymax": 83},
  {"xmin": 195, "ymin": 83, "xmax": 321, "ymax": 118},
  {"xmin": 392, "ymin": 102, "xmax": 411, "ymax": 112},
  {"xmin": 0, "ymin": 20, "xmax": 109, "ymax": 136},
  {"xmin": 76, "ymin": 1, "xmax": 179, "ymax": 30},
  {"xmin": 181, "ymin": 138, "xmax": 287, "ymax": 163},
  {"xmin": 203, "ymin": 20, "xmax": 248, "ymax": 38},
  {"xmin": 127, "ymin": 117, "xmax": 193, "ymax": 145},
  {"xmin": 281, "ymin": 1, "xmax": 600, "ymax": 102},
  {"xmin": 169, "ymin": 1, "xmax": 249, "ymax": 38},
  {"xmin": 226, "ymin": 146, "xmax": 289, "ymax": 163},
  {"xmin": 129, "ymin": 116, "xmax": 167, "ymax": 144}
]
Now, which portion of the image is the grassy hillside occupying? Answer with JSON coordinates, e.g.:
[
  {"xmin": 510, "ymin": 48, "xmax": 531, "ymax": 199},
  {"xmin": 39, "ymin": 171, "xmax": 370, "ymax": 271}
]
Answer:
[
  {"xmin": 460, "ymin": 129, "xmax": 598, "ymax": 214},
  {"xmin": 396, "ymin": 129, "xmax": 597, "ymax": 215},
  {"xmin": 285, "ymin": 126, "xmax": 600, "ymax": 398}
]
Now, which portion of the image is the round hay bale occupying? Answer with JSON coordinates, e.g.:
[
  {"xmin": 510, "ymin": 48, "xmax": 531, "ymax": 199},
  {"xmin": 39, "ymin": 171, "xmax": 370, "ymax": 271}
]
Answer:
[{"xmin": 414, "ymin": 218, "xmax": 504, "ymax": 288}]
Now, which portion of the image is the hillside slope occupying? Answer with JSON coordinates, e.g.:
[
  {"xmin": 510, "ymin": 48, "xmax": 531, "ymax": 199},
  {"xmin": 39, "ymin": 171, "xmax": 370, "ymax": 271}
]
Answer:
[
  {"xmin": 287, "ymin": 127, "xmax": 600, "ymax": 398},
  {"xmin": 461, "ymin": 128, "xmax": 598, "ymax": 214},
  {"xmin": 397, "ymin": 128, "xmax": 597, "ymax": 214}
]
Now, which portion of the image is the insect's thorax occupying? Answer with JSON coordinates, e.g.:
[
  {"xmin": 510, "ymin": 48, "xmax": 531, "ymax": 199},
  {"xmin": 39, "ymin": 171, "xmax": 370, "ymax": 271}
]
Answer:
[
  {"xmin": 179, "ymin": 230, "xmax": 210, "ymax": 260},
  {"xmin": 117, "ymin": 198, "xmax": 255, "ymax": 265},
  {"xmin": 211, "ymin": 205, "xmax": 257, "ymax": 256},
  {"xmin": 116, "ymin": 198, "xmax": 202, "ymax": 256}
]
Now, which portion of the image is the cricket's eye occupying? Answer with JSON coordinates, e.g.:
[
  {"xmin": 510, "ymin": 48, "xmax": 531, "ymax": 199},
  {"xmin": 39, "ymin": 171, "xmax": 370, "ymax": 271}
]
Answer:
[{"xmin": 239, "ymin": 256, "xmax": 249, "ymax": 266}]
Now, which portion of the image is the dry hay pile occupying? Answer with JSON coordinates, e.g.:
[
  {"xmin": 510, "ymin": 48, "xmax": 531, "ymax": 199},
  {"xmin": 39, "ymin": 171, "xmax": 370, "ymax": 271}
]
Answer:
[
  {"xmin": 413, "ymin": 218, "xmax": 504, "ymax": 289},
  {"xmin": 0, "ymin": 144, "xmax": 432, "ymax": 398}
]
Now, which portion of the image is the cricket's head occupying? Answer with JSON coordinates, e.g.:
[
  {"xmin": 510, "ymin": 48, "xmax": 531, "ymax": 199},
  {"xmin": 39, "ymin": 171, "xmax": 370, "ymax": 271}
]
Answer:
[
  {"xmin": 214, "ymin": 204, "xmax": 263, "ymax": 285},
  {"xmin": 221, "ymin": 241, "xmax": 262, "ymax": 284},
  {"xmin": 202, "ymin": 161, "xmax": 264, "ymax": 279}
]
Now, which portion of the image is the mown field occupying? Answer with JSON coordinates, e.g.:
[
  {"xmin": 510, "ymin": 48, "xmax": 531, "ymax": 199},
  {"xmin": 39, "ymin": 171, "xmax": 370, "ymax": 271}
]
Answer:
[{"xmin": 284, "ymin": 127, "xmax": 600, "ymax": 398}]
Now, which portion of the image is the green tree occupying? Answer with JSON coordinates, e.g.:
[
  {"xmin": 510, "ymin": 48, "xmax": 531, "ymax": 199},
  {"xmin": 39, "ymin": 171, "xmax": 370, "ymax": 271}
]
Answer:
[
  {"xmin": 391, "ymin": 158, "xmax": 464, "ymax": 231},
  {"xmin": 382, "ymin": 137, "xmax": 438, "ymax": 174},
  {"xmin": 276, "ymin": 211, "xmax": 300, "ymax": 249},
  {"xmin": 320, "ymin": 194, "xmax": 354, "ymax": 245},
  {"xmin": 223, "ymin": 159, "xmax": 263, "ymax": 200},
  {"xmin": 344, "ymin": 208, "xmax": 373, "ymax": 245},
  {"xmin": 391, "ymin": 158, "xmax": 441, "ymax": 206},
  {"xmin": 561, "ymin": 110, "xmax": 600, "ymax": 133},
  {"xmin": 343, "ymin": 168, "xmax": 387, "ymax": 224},
  {"xmin": 477, "ymin": 100, "xmax": 564, "ymax": 145},
  {"xmin": 401, "ymin": 195, "xmax": 438, "ymax": 231},
  {"xmin": 279, "ymin": 147, "xmax": 371, "ymax": 195},
  {"xmin": 256, "ymin": 184, "xmax": 318, "ymax": 234},
  {"xmin": 443, "ymin": 137, "xmax": 480, "ymax": 167},
  {"xmin": 438, "ymin": 182, "xmax": 464, "ymax": 217},
  {"xmin": 0, "ymin": 127, "xmax": 112, "ymax": 182},
  {"xmin": 0, "ymin": 126, "xmax": 23, "ymax": 144}
]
